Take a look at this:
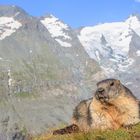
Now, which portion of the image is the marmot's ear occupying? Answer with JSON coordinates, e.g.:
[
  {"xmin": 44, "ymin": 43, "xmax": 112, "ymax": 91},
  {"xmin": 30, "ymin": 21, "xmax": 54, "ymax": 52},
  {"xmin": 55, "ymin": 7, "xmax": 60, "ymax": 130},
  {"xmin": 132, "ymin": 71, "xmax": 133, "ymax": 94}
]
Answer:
[{"xmin": 116, "ymin": 80, "xmax": 120, "ymax": 85}]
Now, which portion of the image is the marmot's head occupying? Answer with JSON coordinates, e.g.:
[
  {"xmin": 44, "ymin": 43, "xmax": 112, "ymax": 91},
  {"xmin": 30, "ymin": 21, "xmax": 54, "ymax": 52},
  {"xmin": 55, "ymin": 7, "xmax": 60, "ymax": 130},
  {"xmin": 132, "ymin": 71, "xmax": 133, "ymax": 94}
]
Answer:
[{"xmin": 95, "ymin": 79, "xmax": 122, "ymax": 103}]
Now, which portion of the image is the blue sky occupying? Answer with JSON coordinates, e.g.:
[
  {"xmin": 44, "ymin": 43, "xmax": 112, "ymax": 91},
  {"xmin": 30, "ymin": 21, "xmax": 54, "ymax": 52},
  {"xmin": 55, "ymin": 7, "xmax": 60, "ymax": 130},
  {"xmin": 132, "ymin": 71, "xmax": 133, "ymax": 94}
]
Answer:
[{"xmin": 0, "ymin": 0, "xmax": 140, "ymax": 28}]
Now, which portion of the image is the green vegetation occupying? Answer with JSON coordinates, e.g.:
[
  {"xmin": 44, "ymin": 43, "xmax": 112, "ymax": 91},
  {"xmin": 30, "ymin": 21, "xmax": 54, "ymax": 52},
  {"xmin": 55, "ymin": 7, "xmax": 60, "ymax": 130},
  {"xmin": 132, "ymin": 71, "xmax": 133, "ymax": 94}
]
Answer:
[
  {"xmin": 33, "ymin": 123, "xmax": 140, "ymax": 140},
  {"xmin": 15, "ymin": 92, "xmax": 37, "ymax": 98}
]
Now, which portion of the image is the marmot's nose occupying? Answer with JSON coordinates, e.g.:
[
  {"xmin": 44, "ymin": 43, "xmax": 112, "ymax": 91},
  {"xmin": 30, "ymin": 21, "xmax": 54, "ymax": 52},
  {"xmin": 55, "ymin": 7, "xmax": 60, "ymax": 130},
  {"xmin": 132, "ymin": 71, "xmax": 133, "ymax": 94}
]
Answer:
[{"xmin": 97, "ymin": 88, "xmax": 105, "ymax": 94}]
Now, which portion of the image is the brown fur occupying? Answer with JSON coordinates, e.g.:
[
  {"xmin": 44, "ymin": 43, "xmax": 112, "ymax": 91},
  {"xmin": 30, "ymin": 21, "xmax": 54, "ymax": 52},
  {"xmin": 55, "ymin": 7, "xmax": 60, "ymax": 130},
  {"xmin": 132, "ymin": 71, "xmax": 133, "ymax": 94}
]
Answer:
[
  {"xmin": 53, "ymin": 124, "xmax": 79, "ymax": 135},
  {"xmin": 53, "ymin": 79, "xmax": 140, "ymax": 135}
]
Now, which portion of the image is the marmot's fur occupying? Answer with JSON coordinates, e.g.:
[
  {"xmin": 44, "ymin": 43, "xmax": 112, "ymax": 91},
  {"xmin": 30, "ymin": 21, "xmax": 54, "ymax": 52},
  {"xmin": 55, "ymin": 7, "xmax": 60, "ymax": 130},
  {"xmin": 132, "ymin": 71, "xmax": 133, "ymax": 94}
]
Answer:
[{"xmin": 53, "ymin": 79, "xmax": 140, "ymax": 135}]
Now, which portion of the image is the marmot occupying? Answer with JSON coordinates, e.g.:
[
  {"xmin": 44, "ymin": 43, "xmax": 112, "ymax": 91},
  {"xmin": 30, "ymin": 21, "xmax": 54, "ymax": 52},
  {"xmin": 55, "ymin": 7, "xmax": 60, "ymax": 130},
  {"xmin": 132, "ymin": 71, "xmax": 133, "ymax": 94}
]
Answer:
[{"xmin": 53, "ymin": 79, "xmax": 140, "ymax": 135}]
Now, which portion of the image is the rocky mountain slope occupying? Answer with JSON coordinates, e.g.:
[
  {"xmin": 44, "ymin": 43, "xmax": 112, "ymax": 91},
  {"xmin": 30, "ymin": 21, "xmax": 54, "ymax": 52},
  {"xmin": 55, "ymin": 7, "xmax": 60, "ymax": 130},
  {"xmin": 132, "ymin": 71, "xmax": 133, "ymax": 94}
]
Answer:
[{"xmin": 0, "ymin": 5, "xmax": 100, "ymax": 139}]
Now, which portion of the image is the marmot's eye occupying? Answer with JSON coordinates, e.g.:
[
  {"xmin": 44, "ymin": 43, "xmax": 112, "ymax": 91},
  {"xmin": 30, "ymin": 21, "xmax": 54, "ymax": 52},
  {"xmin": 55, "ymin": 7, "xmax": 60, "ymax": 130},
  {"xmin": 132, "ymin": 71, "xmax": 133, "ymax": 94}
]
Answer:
[{"xmin": 110, "ymin": 82, "xmax": 114, "ymax": 86}]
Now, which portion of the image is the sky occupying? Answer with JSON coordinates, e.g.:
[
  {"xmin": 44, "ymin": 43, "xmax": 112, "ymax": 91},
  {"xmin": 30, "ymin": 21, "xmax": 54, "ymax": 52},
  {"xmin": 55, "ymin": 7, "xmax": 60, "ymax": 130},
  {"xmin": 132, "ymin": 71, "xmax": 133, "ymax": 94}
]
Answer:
[{"xmin": 0, "ymin": 0, "xmax": 140, "ymax": 28}]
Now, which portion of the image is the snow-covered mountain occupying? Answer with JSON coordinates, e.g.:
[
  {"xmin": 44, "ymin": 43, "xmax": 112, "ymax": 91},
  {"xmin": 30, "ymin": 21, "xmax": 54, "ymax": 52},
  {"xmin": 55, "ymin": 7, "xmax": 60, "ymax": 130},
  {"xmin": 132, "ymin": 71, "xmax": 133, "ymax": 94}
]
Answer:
[
  {"xmin": 78, "ymin": 15, "xmax": 140, "ymax": 74},
  {"xmin": 41, "ymin": 15, "xmax": 72, "ymax": 47},
  {"xmin": 0, "ymin": 17, "xmax": 22, "ymax": 40},
  {"xmin": 77, "ymin": 14, "xmax": 140, "ymax": 101}
]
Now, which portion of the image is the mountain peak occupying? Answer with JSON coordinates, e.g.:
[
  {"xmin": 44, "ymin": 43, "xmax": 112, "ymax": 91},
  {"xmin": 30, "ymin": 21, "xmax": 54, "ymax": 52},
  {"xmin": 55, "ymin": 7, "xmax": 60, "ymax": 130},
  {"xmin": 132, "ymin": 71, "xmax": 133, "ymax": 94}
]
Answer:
[
  {"xmin": 41, "ymin": 14, "xmax": 69, "ymax": 29},
  {"xmin": 130, "ymin": 13, "xmax": 140, "ymax": 19},
  {"xmin": 125, "ymin": 14, "xmax": 140, "ymax": 36},
  {"xmin": 45, "ymin": 14, "xmax": 58, "ymax": 19},
  {"xmin": 126, "ymin": 14, "xmax": 140, "ymax": 24},
  {"xmin": 40, "ymin": 14, "xmax": 72, "ymax": 47},
  {"xmin": 0, "ymin": 5, "xmax": 28, "ymax": 17}
]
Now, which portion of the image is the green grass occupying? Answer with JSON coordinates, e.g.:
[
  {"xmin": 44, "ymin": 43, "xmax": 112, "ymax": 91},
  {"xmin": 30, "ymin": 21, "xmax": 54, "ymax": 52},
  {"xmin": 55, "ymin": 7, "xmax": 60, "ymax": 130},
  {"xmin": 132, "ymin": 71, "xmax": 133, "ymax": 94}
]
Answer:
[
  {"xmin": 15, "ymin": 92, "xmax": 37, "ymax": 98},
  {"xmin": 32, "ymin": 123, "xmax": 140, "ymax": 140}
]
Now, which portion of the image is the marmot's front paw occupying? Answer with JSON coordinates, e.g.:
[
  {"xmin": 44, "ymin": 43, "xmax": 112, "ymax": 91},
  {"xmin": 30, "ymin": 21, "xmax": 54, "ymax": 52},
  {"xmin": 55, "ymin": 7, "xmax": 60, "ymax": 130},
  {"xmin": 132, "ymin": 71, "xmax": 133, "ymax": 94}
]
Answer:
[{"xmin": 122, "ymin": 124, "xmax": 133, "ymax": 130}]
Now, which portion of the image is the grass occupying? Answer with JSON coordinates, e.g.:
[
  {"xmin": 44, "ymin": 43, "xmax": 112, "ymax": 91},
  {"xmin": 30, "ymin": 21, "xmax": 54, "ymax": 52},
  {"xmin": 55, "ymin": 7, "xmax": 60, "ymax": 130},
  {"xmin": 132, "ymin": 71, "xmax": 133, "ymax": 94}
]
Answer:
[
  {"xmin": 15, "ymin": 92, "xmax": 37, "ymax": 98},
  {"xmin": 31, "ymin": 123, "xmax": 140, "ymax": 140}
]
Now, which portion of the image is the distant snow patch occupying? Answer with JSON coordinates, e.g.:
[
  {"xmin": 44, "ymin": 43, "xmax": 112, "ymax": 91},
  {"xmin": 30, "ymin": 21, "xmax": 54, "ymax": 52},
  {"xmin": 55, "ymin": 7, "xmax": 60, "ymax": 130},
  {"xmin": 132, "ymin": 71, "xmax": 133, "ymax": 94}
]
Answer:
[
  {"xmin": 101, "ymin": 66, "xmax": 115, "ymax": 75},
  {"xmin": 14, "ymin": 12, "xmax": 20, "ymax": 17},
  {"xmin": 136, "ymin": 50, "xmax": 140, "ymax": 56},
  {"xmin": 29, "ymin": 50, "xmax": 33, "ymax": 53},
  {"xmin": 8, "ymin": 78, "xmax": 13, "ymax": 86},
  {"xmin": 117, "ymin": 58, "xmax": 134, "ymax": 72},
  {"xmin": 55, "ymin": 39, "xmax": 72, "ymax": 47},
  {"xmin": 95, "ymin": 50, "xmax": 101, "ymax": 61},
  {"xmin": 126, "ymin": 15, "xmax": 140, "ymax": 36},
  {"xmin": 41, "ymin": 15, "xmax": 72, "ymax": 47},
  {"xmin": 0, "ymin": 17, "xmax": 22, "ymax": 40},
  {"xmin": 41, "ymin": 15, "xmax": 71, "ymax": 39}
]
